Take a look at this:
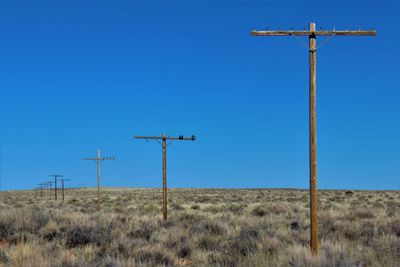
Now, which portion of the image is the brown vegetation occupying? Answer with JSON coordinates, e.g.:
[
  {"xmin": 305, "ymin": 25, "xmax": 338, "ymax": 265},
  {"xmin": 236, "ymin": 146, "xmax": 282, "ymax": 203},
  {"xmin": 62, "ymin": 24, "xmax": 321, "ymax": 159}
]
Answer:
[{"xmin": 0, "ymin": 188, "xmax": 399, "ymax": 266}]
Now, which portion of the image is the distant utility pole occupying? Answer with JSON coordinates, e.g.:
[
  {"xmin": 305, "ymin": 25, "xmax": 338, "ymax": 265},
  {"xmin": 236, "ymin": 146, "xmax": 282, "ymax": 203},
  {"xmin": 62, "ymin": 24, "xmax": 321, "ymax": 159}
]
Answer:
[
  {"xmin": 134, "ymin": 133, "xmax": 196, "ymax": 223},
  {"xmin": 33, "ymin": 186, "xmax": 40, "ymax": 197},
  {"xmin": 49, "ymin": 174, "xmax": 63, "ymax": 200},
  {"xmin": 82, "ymin": 147, "xmax": 115, "ymax": 211},
  {"xmin": 38, "ymin": 182, "xmax": 47, "ymax": 198},
  {"xmin": 250, "ymin": 22, "xmax": 376, "ymax": 255},
  {"xmin": 59, "ymin": 177, "xmax": 71, "ymax": 202},
  {"xmin": 47, "ymin": 181, "xmax": 54, "ymax": 200}
]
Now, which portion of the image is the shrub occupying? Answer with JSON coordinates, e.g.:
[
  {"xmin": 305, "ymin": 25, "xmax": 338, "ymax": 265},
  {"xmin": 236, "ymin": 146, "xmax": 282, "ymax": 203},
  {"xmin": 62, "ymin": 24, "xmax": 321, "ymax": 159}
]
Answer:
[
  {"xmin": 144, "ymin": 204, "xmax": 159, "ymax": 214},
  {"xmin": 319, "ymin": 212, "xmax": 337, "ymax": 237},
  {"xmin": 129, "ymin": 223, "xmax": 155, "ymax": 241},
  {"xmin": 177, "ymin": 242, "xmax": 191, "ymax": 258},
  {"xmin": 290, "ymin": 221, "xmax": 300, "ymax": 230},
  {"xmin": 177, "ymin": 212, "xmax": 204, "ymax": 228},
  {"xmin": 372, "ymin": 235, "xmax": 400, "ymax": 266},
  {"xmin": 228, "ymin": 225, "xmax": 260, "ymax": 257},
  {"xmin": 134, "ymin": 246, "xmax": 173, "ymax": 266},
  {"xmin": 239, "ymin": 225, "xmax": 260, "ymax": 240},
  {"xmin": 251, "ymin": 205, "xmax": 267, "ymax": 217},
  {"xmin": 208, "ymin": 252, "xmax": 236, "ymax": 266},
  {"xmin": 190, "ymin": 204, "xmax": 200, "ymax": 210},
  {"xmin": 268, "ymin": 203, "xmax": 290, "ymax": 214},
  {"xmin": 113, "ymin": 207, "xmax": 126, "ymax": 214},
  {"xmin": 345, "ymin": 190, "xmax": 353, "ymax": 197},
  {"xmin": 386, "ymin": 202, "xmax": 400, "ymax": 217},
  {"xmin": 204, "ymin": 205, "xmax": 224, "ymax": 214},
  {"xmin": 229, "ymin": 236, "xmax": 258, "ymax": 257},
  {"xmin": 262, "ymin": 236, "xmax": 281, "ymax": 254},
  {"xmin": 41, "ymin": 220, "xmax": 60, "ymax": 241},
  {"xmin": 359, "ymin": 220, "xmax": 376, "ymax": 245},
  {"xmin": 227, "ymin": 203, "xmax": 245, "ymax": 214},
  {"xmin": 351, "ymin": 208, "xmax": 375, "ymax": 220},
  {"xmin": 0, "ymin": 219, "xmax": 15, "ymax": 240},
  {"xmin": 339, "ymin": 221, "xmax": 359, "ymax": 241},
  {"xmin": 196, "ymin": 196, "xmax": 210, "ymax": 203},
  {"xmin": 390, "ymin": 219, "xmax": 400, "ymax": 237},
  {"xmin": 0, "ymin": 249, "xmax": 10, "ymax": 264},
  {"xmin": 191, "ymin": 220, "xmax": 226, "ymax": 236},
  {"xmin": 196, "ymin": 235, "xmax": 220, "ymax": 251},
  {"xmin": 170, "ymin": 202, "xmax": 184, "ymax": 211},
  {"xmin": 65, "ymin": 225, "xmax": 93, "ymax": 248}
]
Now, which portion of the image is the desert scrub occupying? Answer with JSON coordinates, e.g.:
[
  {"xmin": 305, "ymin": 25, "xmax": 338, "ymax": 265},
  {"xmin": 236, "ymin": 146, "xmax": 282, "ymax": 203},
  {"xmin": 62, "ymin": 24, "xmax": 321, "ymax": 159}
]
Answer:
[
  {"xmin": 0, "ymin": 188, "xmax": 399, "ymax": 266},
  {"xmin": 251, "ymin": 205, "xmax": 268, "ymax": 217}
]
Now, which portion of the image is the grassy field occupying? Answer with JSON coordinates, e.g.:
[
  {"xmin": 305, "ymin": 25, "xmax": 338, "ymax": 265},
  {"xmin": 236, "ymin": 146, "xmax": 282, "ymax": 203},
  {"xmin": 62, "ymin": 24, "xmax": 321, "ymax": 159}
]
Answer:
[{"xmin": 0, "ymin": 188, "xmax": 399, "ymax": 266}]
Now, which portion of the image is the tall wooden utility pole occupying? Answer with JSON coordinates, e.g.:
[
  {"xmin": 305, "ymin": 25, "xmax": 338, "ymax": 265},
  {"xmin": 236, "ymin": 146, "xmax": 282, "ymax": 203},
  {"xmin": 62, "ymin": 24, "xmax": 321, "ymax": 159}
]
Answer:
[
  {"xmin": 49, "ymin": 174, "xmax": 63, "ymax": 200},
  {"xmin": 134, "ymin": 133, "xmax": 196, "ymax": 223},
  {"xmin": 250, "ymin": 22, "xmax": 376, "ymax": 255},
  {"xmin": 82, "ymin": 147, "xmax": 115, "ymax": 211}
]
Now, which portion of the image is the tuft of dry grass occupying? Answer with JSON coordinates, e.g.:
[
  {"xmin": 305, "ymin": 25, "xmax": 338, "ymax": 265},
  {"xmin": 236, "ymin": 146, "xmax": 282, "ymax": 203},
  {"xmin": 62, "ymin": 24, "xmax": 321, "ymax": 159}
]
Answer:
[{"xmin": 0, "ymin": 188, "xmax": 399, "ymax": 266}]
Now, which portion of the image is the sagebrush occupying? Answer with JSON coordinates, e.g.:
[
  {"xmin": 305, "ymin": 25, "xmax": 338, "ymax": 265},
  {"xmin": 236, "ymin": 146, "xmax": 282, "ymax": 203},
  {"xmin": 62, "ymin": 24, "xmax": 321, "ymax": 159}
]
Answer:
[{"xmin": 0, "ymin": 188, "xmax": 399, "ymax": 266}]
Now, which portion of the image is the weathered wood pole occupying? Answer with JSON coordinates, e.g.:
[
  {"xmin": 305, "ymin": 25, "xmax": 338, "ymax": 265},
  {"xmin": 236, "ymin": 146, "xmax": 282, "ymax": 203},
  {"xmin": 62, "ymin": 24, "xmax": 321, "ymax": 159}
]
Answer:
[
  {"xmin": 134, "ymin": 134, "xmax": 195, "ymax": 223},
  {"xmin": 97, "ymin": 147, "xmax": 101, "ymax": 211},
  {"xmin": 54, "ymin": 176, "xmax": 57, "ymax": 200},
  {"xmin": 62, "ymin": 178, "xmax": 65, "ymax": 202},
  {"xmin": 250, "ymin": 22, "xmax": 375, "ymax": 256},
  {"xmin": 162, "ymin": 133, "xmax": 168, "ymax": 222},
  {"xmin": 48, "ymin": 182, "xmax": 52, "ymax": 200},
  {"xmin": 82, "ymin": 147, "xmax": 114, "ymax": 211},
  {"xmin": 309, "ymin": 22, "xmax": 318, "ymax": 255}
]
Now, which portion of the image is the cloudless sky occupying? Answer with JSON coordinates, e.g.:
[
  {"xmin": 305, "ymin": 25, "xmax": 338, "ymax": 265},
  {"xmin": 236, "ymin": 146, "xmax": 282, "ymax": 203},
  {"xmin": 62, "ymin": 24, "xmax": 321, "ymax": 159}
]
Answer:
[{"xmin": 1, "ymin": 0, "xmax": 399, "ymax": 190}]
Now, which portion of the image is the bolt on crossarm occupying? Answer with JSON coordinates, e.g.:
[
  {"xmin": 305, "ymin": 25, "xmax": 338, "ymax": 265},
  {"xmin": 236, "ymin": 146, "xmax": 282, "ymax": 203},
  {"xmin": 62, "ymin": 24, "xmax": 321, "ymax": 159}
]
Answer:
[
  {"xmin": 82, "ymin": 147, "xmax": 115, "ymax": 211},
  {"xmin": 250, "ymin": 22, "xmax": 376, "ymax": 255},
  {"xmin": 134, "ymin": 133, "xmax": 196, "ymax": 223}
]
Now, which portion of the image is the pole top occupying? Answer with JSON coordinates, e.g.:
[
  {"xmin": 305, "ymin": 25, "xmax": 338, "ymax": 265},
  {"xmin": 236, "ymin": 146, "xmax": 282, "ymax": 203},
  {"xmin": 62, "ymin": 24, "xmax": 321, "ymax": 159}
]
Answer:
[{"xmin": 309, "ymin": 22, "xmax": 316, "ymax": 32}]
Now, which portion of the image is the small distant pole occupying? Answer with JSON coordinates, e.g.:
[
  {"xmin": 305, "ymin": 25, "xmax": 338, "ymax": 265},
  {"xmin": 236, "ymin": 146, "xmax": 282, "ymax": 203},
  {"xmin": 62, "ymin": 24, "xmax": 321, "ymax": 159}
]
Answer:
[
  {"xmin": 134, "ymin": 133, "xmax": 196, "ymax": 223},
  {"xmin": 47, "ymin": 181, "xmax": 54, "ymax": 200},
  {"xmin": 38, "ymin": 183, "xmax": 47, "ymax": 198},
  {"xmin": 60, "ymin": 177, "xmax": 71, "ymax": 202},
  {"xmin": 49, "ymin": 174, "xmax": 63, "ymax": 200},
  {"xmin": 82, "ymin": 147, "xmax": 115, "ymax": 211}
]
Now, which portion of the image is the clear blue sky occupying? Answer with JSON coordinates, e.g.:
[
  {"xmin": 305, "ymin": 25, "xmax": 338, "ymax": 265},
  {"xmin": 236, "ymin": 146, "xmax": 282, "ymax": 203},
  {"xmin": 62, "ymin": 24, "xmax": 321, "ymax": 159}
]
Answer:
[{"xmin": 1, "ymin": 0, "xmax": 399, "ymax": 190}]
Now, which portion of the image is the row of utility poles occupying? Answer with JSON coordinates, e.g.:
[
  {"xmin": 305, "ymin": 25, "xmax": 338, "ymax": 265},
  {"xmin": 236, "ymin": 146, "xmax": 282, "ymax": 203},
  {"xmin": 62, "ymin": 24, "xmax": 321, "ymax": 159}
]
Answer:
[
  {"xmin": 33, "ymin": 134, "xmax": 195, "ymax": 218},
  {"xmin": 30, "ymin": 21, "xmax": 376, "ymax": 257},
  {"xmin": 36, "ymin": 176, "xmax": 70, "ymax": 202},
  {"xmin": 80, "ymin": 134, "xmax": 196, "ymax": 217}
]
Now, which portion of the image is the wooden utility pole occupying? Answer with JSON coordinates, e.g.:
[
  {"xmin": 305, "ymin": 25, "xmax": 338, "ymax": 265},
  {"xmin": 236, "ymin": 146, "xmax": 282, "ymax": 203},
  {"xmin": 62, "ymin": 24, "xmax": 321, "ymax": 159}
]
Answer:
[
  {"xmin": 38, "ymin": 182, "xmax": 48, "ymax": 198},
  {"xmin": 59, "ymin": 177, "xmax": 71, "ymax": 202},
  {"xmin": 250, "ymin": 22, "xmax": 376, "ymax": 255},
  {"xmin": 82, "ymin": 147, "xmax": 115, "ymax": 211},
  {"xmin": 47, "ymin": 181, "xmax": 54, "ymax": 200},
  {"xmin": 49, "ymin": 174, "xmax": 63, "ymax": 200},
  {"xmin": 134, "ymin": 133, "xmax": 196, "ymax": 223}
]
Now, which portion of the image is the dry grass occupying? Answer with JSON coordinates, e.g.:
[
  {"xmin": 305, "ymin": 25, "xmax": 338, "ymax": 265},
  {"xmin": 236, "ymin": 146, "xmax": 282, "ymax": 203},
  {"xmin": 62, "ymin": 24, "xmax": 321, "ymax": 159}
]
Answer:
[{"xmin": 0, "ymin": 188, "xmax": 399, "ymax": 266}]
